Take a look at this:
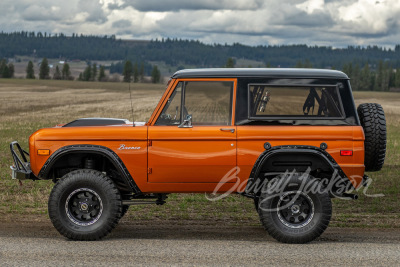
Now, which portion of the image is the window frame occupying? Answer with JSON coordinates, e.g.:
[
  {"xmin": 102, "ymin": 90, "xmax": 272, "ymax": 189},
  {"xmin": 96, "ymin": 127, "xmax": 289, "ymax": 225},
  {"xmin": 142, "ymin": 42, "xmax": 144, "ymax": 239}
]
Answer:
[
  {"xmin": 153, "ymin": 78, "xmax": 237, "ymax": 126},
  {"xmin": 247, "ymin": 83, "xmax": 346, "ymax": 120}
]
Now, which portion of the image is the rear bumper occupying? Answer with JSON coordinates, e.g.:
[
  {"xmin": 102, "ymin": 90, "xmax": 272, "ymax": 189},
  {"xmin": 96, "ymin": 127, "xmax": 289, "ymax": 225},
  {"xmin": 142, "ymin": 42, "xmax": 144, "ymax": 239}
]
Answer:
[{"xmin": 10, "ymin": 141, "xmax": 37, "ymax": 181}]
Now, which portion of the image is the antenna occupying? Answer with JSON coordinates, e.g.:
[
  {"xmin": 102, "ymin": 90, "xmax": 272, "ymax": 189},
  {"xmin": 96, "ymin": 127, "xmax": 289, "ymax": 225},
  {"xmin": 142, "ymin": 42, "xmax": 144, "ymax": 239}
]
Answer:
[{"xmin": 128, "ymin": 82, "xmax": 135, "ymax": 126}]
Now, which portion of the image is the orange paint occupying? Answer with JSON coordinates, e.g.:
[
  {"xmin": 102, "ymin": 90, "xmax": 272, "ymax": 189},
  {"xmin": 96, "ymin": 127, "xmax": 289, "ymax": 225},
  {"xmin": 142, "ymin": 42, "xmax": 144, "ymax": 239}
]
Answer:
[{"xmin": 28, "ymin": 77, "xmax": 366, "ymax": 193}]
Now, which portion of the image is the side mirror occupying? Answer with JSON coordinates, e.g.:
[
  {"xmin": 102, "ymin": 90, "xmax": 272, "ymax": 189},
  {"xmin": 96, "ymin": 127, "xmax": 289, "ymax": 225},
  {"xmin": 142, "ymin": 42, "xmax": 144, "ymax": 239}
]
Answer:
[{"xmin": 178, "ymin": 114, "xmax": 192, "ymax": 128}]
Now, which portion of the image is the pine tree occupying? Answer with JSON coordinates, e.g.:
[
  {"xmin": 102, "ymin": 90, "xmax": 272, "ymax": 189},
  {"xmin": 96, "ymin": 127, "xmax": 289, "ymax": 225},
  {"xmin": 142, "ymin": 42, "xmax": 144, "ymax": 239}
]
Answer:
[
  {"xmin": 92, "ymin": 63, "xmax": 97, "ymax": 81},
  {"xmin": 0, "ymin": 60, "xmax": 13, "ymax": 78},
  {"xmin": 395, "ymin": 69, "xmax": 400, "ymax": 88},
  {"xmin": 39, "ymin": 58, "xmax": 50, "ymax": 79},
  {"xmin": 8, "ymin": 63, "xmax": 14, "ymax": 78},
  {"xmin": 98, "ymin": 65, "xmax": 106, "ymax": 81},
  {"xmin": 26, "ymin": 61, "xmax": 35, "ymax": 79},
  {"xmin": 381, "ymin": 62, "xmax": 391, "ymax": 91},
  {"xmin": 304, "ymin": 59, "xmax": 312, "ymax": 68},
  {"xmin": 62, "ymin": 63, "xmax": 71, "ymax": 80},
  {"xmin": 151, "ymin": 65, "xmax": 161, "ymax": 83},
  {"xmin": 123, "ymin": 60, "xmax": 133, "ymax": 82},
  {"xmin": 225, "ymin": 57, "xmax": 235, "ymax": 68},
  {"xmin": 83, "ymin": 65, "xmax": 92, "ymax": 81},
  {"xmin": 295, "ymin": 60, "xmax": 303, "ymax": 68},
  {"xmin": 374, "ymin": 60, "xmax": 383, "ymax": 91},
  {"xmin": 352, "ymin": 63, "xmax": 361, "ymax": 91},
  {"xmin": 0, "ymin": 59, "xmax": 6, "ymax": 78},
  {"xmin": 1, "ymin": 64, "xmax": 10, "ymax": 78},
  {"xmin": 53, "ymin": 65, "xmax": 61, "ymax": 80},
  {"xmin": 360, "ymin": 64, "xmax": 372, "ymax": 91}
]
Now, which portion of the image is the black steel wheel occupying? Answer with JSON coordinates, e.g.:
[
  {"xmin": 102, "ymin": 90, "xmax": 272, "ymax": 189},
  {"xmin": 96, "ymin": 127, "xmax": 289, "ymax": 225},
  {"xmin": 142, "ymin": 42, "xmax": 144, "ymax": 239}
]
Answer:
[
  {"xmin": 258, "ymin": 173, "xmax": 331, "ymax": 244},
  {"xmin": 65, "ymin": 188, "xmax": 103, "ymax": 226},
  {"xmin": 48, "ymin": 169, "xmax": 122, "ymax": 240},
  {"xmin": 276, "ymin": 191, "xmax": 314, "ymax": 229}
]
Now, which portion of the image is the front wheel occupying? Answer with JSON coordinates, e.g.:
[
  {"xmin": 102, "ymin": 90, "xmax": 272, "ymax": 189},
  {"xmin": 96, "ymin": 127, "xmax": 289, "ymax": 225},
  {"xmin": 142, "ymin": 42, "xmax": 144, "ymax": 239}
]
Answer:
[
  {"xmin": 48, "ymin": 169, "xmax": 122, "ymax": 240},
  {"xmin": 257, "ymin": 174, "xmax": 332, "ymax": 243}
]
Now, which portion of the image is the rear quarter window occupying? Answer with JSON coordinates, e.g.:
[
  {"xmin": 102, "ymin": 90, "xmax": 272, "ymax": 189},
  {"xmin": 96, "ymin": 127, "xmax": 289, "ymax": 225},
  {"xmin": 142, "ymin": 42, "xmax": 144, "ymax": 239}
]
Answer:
[{"xmin": 248, "ymin": 84, "xmax": 344, "ymax": 120}]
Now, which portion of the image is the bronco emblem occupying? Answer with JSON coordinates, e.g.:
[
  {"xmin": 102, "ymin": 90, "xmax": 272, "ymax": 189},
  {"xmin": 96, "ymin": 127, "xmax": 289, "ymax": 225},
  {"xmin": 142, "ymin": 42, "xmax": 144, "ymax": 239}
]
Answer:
[{"xmin": 118, "ymin": 144, "xmax": 141, "ymax": 150}]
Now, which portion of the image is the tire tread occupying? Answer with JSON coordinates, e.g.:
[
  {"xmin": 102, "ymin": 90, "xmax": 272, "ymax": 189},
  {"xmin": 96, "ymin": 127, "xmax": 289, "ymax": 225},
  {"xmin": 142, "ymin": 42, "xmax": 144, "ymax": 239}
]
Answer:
[
  {"xmin": 48, "ymin": 169, "xmax": 122, "ymax": 241},
  {"xmin": 357, "ymin": 103, "xmax": 387, "ymax": 172}
]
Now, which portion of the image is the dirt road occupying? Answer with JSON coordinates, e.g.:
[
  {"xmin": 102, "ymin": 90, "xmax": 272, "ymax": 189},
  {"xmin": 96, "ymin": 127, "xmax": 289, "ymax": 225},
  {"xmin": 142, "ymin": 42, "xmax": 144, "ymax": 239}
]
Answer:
[{"xmin": 0, "ymin": 219, "xmax": 399, "ymax": 266}]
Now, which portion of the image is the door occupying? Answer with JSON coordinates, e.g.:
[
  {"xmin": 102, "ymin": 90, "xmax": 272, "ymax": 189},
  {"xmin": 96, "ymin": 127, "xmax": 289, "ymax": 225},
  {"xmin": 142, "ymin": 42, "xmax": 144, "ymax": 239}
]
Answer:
[{"xmin": 148, "ymin": 79, "xmax": 237, "ymax": 183}]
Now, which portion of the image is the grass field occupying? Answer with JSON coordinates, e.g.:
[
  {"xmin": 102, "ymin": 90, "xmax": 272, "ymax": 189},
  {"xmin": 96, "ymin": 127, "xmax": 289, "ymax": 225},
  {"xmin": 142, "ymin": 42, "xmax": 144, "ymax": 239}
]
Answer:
[{"xmin": 0, "ymin": 79, "xmax": 399, "ymax": 228}]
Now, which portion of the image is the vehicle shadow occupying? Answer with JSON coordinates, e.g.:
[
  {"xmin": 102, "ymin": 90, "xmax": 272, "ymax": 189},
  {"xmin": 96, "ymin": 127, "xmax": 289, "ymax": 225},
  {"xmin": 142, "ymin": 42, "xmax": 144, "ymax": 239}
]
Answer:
[
  {"xmin": 1, "ymin": 220, "xmax": 399, "ymax": 244},
  {"xmin": 111, "ymin": 221, "xmax": 273, "ymax": 242},
  {"xmin": 110, "ymin": 220, "xmax": 400, "ymax": 244}
]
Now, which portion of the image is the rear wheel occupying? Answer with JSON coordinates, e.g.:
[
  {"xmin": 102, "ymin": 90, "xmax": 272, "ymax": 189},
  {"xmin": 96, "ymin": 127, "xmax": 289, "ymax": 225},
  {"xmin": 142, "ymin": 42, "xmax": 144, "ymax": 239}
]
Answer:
[
  {"xmin": 258, "ymin": 174, "xmax": 331, "ymax": 243},
  {"xmin": 48, "ymin": 169, "xmax": 122, "ymax": 240},
  {"xmin": 357, "ymin": 103, "xmax": 386, "ymax": 171}
]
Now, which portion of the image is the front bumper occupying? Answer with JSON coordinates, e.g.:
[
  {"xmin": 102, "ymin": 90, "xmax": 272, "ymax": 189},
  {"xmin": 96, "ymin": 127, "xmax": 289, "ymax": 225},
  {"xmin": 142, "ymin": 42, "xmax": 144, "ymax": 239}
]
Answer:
[{"xmin": 10, "ymin": 141, "xmax": 37, "ymax": 180}]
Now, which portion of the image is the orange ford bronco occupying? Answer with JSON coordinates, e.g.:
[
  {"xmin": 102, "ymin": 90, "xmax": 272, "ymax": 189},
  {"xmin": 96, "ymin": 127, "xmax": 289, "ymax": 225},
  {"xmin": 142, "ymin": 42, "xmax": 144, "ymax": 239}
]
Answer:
[{"xmin": 10, "ymin": 68, "xmax": 386, "ymax": 243}]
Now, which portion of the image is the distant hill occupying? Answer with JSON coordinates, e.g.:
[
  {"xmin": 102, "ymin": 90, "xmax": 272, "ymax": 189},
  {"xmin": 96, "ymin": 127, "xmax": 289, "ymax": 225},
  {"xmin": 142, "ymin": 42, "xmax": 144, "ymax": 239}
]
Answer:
[{"xmin": 1, "ymin": 31, "xmax": 400, "ymax": 71}]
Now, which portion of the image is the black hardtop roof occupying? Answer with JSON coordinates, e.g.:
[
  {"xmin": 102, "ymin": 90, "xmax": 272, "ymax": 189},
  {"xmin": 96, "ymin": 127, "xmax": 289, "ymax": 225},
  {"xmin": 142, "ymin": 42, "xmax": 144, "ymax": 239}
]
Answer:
[{"xmin": 172, "ymin": 68, "xmax": 349, "ymax": 79}]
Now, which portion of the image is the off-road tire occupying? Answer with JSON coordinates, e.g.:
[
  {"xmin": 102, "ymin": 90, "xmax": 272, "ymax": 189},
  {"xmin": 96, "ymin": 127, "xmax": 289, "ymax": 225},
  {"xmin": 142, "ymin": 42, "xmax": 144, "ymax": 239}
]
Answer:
[
  {"xmin": 258, "ymin": 174, "xmax": 332, "ymax": 244},
  {"xmin": 48, "ymin": 169, "xmax": 122, "ymax": 240},
  {"xmin": 254, "ymin": 197, "xmax": 259, "ymax": 211},
  {"xmin": 357, "ymin": 103, "xmax": 386, "ymax": 172}
]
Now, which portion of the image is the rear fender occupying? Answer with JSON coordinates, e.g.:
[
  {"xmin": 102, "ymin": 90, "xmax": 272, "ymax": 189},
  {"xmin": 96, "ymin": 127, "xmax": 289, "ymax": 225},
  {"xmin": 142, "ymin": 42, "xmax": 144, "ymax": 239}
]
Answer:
[{"xmin": 245, "ymin": 145, "xmax": 351, "ymax": 195}]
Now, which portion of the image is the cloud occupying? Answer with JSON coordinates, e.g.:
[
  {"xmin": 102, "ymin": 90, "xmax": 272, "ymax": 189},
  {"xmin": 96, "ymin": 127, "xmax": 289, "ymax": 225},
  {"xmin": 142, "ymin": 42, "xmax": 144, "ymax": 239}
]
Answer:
[
  {"xmin": 21, "ymin": 5, "xmax": 61, "ymax": 21},
  {"xmin": 112, "ymin": 19, "xmax": 132, "ymax": 28},
  {"xmin": 119, "ymin": 0, "xmax": 265, "ymax": 11},
  {"xmin": 282, "ymin": 10, "xmax": 334, "ymax": 27},
  {"xmin": 0, "ymin": 0, "xmax": 399, "ymax": 48}
]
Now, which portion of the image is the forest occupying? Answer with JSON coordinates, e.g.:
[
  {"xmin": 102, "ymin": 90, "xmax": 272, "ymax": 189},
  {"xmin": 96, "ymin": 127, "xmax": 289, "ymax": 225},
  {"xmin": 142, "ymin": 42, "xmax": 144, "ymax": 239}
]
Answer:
[{"xmin": 1, "ymin": 31, "xmax": 400, "ymax": 90}]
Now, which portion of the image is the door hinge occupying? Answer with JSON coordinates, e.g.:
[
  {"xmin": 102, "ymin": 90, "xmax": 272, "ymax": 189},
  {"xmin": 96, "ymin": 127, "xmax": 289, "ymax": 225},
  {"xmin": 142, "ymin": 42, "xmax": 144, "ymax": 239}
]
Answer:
[
  {"xmin": 147, "ymin": 168, "xmax": 152, "ymax": 174},
  {"xmin": 148, "ymin": 140, "xmax": 152, "ymax": 147}
]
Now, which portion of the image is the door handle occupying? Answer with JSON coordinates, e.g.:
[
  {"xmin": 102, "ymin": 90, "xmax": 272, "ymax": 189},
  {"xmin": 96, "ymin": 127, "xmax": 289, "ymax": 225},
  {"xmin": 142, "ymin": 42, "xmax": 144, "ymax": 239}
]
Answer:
[{"xmin": 220, "ymin": 128, "xmax": 235, "ymax": 133}]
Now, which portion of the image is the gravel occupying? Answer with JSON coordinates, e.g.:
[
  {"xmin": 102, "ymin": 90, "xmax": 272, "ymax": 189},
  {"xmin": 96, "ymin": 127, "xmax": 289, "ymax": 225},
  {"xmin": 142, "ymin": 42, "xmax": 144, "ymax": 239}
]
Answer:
[{"xmin": 0, "ymin": 220, "xmax": 399, "ymax": 266}]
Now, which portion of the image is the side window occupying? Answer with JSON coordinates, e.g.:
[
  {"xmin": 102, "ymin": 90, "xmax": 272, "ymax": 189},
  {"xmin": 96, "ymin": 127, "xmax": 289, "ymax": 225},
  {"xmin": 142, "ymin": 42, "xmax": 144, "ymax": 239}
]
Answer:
[
  {"xmin": 156, "ymin": 81, "xmax": 233, "ymax": 126},
  {"xmin": 155, "ymin": 82, "xmax": 182, "ymax": 125},
  {"xmin": 184, "ymin": 81, "xmax": 233, "ymax": 125},
  {"xmin": 248, "ymin": 85, "xmax": 344, "ymax": 118}
]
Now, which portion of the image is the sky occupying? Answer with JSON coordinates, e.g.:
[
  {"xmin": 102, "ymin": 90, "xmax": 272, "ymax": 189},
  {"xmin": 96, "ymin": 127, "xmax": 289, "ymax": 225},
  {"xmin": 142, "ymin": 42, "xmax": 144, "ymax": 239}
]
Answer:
[{"xmin": 1, "ymin": 0, "xmax": 399, "ymax": 48}]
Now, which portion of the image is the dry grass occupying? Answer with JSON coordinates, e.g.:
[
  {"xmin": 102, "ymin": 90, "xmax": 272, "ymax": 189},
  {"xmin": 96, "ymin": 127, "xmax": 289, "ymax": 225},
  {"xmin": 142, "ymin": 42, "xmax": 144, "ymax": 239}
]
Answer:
[
  {"xmin": 0, "ymin": 79, "xmax": 399, "ymax": 228},
  {"xmin": 0, "ymin": 79, "xmax": 165, "ymax": 215}
]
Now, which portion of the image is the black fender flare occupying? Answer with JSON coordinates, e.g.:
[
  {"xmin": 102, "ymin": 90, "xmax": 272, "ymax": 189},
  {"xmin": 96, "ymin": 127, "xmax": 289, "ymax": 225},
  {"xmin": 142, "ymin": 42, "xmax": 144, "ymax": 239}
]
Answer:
[
  {"xmin": 38, "ymin": 144, "xmax": 141, "ymax": 193},
  {"xmin": 245, "ymin": 145, "xmax": 349, "ymax": 194}
]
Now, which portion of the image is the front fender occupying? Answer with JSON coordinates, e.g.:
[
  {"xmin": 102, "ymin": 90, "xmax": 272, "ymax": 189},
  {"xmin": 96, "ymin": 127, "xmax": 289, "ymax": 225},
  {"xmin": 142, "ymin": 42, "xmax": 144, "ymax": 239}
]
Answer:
[{"xmin": 38, "ymin": 144, "xmax": 141, "ymax": 193}]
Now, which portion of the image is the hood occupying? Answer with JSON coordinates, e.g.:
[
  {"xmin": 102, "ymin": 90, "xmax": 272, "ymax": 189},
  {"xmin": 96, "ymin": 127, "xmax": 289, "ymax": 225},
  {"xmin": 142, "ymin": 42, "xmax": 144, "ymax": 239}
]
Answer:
[
  {"xmin": 63, "ymin": 118, "xmax": 131, "ymax": 127},
  {"xmin": 57, "ymin": 118, "xmax": 146, "ymax": 127},
  {"xmin": 32, "ymin": 118, "xmax": 147, "ymax": 141}
]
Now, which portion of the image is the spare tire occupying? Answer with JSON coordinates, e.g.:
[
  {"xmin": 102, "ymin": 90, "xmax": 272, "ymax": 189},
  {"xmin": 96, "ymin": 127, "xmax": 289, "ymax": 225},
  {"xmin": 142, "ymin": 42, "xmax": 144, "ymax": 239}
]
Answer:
[{"xmin": 357, "ymin": 103, "xmax": 386, "ymax": 172}]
